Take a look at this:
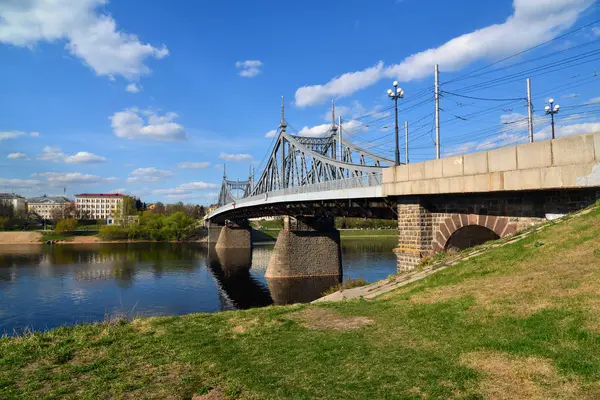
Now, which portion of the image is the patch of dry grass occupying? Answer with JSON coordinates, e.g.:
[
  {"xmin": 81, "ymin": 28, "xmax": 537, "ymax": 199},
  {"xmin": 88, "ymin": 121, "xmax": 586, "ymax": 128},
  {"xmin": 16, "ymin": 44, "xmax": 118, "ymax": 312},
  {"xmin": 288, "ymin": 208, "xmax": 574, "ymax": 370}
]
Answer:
[
  {"xmin": 286, "ymin": 307, "xmax": 373, "ymax": 331},
  {"xmin": 461, "ymin": 351, "xmax": 593, "ymax": 400}
]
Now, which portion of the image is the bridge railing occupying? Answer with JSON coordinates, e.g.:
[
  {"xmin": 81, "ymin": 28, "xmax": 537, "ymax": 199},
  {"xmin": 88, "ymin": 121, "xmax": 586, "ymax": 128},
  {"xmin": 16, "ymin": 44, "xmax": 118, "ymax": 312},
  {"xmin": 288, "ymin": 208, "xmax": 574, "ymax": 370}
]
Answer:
[{"xmin": 233, "ymin": 172, "xmax": 383, "ymax": 207}]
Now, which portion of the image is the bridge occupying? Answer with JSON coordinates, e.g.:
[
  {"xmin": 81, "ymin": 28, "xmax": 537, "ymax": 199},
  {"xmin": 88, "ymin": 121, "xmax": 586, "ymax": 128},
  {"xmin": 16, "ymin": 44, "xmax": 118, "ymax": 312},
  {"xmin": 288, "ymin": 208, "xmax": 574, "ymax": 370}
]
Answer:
[{"xmin": 206, "ymin": 101, "xmax": 600, "ymax": 279}]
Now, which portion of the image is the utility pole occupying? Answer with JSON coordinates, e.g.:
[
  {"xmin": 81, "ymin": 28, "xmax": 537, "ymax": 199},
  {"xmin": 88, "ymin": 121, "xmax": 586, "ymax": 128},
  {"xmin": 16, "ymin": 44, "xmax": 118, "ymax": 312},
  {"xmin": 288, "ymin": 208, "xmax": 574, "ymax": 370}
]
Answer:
[
  {"xmin": 405, "ymin": 120, "xmax": 409, "ymax": 164},
  {"xmin": 527, "ymin": 78, "xmax": 534, "ymax": 143},
  {"xmin": 434, "ymin": 64, "xmax": 441, "ymax": 159}
]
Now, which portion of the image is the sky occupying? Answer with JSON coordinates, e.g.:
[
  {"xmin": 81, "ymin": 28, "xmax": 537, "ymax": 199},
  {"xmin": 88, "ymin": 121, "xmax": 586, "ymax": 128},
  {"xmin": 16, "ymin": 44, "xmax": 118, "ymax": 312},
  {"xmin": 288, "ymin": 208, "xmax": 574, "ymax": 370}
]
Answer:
[{"xmin": 1, "ymin": 0, "xmax": 599, "ymax": 204}]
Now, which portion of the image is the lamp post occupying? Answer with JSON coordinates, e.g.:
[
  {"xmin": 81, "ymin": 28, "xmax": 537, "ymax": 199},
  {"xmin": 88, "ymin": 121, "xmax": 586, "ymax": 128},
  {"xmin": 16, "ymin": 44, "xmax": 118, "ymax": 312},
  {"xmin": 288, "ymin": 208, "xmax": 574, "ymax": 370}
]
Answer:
[
  {"xmin": 387, "ymin": 81, "xmax": 404, "ymax": 165},
  {"xmin": 545, "ymin": 98, "xmax": 560, "ymax": 140}
]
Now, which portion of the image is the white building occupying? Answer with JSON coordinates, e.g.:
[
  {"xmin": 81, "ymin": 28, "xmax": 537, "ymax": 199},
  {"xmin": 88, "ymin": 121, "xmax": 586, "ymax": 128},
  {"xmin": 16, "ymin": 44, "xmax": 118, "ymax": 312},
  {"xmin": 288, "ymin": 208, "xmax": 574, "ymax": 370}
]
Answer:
[
  {"xmin": 75, "ymin": 193, "xmax": 125, "ymax": 221},
  {"xmin": 27, "ymin": 195, "xmax": 72, "ymax": 220},
  {"xmin": 0, "ymin": 193, "xmax": 26, "ymax": 214}
]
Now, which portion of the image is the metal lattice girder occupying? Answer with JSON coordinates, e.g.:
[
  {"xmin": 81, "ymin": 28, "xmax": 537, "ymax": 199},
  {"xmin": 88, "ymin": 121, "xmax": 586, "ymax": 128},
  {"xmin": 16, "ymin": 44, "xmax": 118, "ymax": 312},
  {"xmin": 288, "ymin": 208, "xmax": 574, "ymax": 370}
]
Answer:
[
  {"xmin": 249, "ymin": 128, "xmax": 391, "ymax": 197},
  {"xmin": 217, "ymin": 177, "xmax": 252, "ymax": 207}
]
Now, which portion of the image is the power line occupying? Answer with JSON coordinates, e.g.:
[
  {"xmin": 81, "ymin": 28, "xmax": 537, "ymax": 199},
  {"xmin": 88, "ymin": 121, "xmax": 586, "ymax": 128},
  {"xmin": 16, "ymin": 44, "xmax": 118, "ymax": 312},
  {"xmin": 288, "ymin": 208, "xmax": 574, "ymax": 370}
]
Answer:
[
  {"xmin": 443, "ymin": 18, "xmax": 600, "ymax": 85},
  {"xmin": 440, "ymin": 91, "xmax": 527, "ymax": 102}
]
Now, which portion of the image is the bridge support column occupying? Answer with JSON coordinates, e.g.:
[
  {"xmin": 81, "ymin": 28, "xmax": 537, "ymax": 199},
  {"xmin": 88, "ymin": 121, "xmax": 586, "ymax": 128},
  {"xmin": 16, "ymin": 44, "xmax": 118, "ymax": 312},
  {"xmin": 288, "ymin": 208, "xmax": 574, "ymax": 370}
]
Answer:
[
  {"xmin": 266, "ymin": 216, "xmax": 342, "ymax": 278},
  {"xmin": 215, "ymin": 222, "xmax": 252, "ymax": 250},
  {"xmin": 395, "ymin": 198, "xmax": 434, "ymax": 272},
  {"xmin": 206, "ymin": 225, "xmax": 224, "ymax": 245}
]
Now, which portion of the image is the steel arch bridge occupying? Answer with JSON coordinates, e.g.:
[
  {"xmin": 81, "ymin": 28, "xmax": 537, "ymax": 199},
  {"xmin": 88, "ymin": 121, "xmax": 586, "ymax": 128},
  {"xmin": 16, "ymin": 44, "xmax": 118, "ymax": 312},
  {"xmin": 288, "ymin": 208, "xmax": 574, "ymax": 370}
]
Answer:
[{"xmin": 207, "ymin": 98, "xmax": 398, "ymax": 223}]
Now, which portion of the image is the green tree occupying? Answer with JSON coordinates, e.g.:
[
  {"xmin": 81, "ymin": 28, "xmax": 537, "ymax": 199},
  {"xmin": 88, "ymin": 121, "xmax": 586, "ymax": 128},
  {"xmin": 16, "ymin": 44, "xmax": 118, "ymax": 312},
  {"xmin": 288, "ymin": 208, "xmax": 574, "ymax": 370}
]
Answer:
[{"xmin": 55, "ymin": 219, "xmax": 77, "ymax": 234}]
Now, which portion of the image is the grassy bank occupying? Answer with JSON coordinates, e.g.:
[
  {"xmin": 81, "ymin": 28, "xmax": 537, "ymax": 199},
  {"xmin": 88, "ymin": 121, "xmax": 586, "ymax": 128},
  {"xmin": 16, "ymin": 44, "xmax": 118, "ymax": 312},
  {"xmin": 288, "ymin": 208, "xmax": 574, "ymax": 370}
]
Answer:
[{"xmin": 2, "ymin": 205, "xmax": 600, "ymax": 399}]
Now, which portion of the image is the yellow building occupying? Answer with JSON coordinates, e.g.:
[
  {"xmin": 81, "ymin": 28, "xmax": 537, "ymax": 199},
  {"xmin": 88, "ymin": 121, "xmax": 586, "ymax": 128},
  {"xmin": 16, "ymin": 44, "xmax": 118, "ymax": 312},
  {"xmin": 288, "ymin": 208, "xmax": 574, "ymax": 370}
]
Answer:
[{"xmin": 75, "ymin": 193, "xmax": 125, "ymax": 220}]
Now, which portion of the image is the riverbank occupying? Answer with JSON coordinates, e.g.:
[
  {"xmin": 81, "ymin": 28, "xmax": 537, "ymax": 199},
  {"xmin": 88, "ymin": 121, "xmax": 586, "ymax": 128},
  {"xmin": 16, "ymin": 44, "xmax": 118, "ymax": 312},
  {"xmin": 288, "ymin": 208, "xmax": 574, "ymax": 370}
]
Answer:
[
  {"xmin": 0, "ymin": 229, "xmax": 397, "ymax": 245},
  {"xmin": 2, "ymin": 204, "xmax": 599, "ymax": 399}
]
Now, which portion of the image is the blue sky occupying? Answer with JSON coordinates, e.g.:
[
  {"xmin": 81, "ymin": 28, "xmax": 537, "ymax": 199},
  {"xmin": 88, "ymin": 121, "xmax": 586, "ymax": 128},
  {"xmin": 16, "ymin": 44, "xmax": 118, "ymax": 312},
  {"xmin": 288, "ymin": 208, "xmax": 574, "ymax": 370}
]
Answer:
[{"xmin": 1, "ymin": 0, "xmax": 599, "ymax": 204}]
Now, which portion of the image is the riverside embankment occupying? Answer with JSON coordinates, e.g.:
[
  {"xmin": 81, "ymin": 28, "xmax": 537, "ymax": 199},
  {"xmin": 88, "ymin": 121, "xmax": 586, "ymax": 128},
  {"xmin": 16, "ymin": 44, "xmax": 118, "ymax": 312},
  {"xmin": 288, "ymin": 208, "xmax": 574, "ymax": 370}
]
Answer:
[{"xmin": 1, "ymin": 202, "xmax": 599, "ymax": 399}]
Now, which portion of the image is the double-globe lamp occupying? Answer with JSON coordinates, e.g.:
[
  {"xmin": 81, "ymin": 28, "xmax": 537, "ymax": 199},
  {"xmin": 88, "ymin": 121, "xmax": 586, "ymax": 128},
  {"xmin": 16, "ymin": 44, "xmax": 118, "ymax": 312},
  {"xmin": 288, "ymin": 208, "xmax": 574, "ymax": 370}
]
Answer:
[
  {"xmin": 545, "ymin": 98, "xmax": 560, "ymax": 140},
  {"xmin": 387, "ymin": 81, "xmax": 405, "ymax": 166}
]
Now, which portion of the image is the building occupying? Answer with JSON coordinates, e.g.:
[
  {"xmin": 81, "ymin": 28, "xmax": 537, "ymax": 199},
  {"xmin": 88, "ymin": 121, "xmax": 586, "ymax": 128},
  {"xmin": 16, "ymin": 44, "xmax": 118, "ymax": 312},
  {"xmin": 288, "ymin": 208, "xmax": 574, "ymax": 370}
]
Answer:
[
  {"xmin": 0, "ymin": 193, "xmax": 26, "ymax": 214},
  {"xmin": 75, "ymin": 193, "xmax": 125, "ymax": 221},
  {"xmin": 27, "ymin": 195, "xmax": 72, "ymax": 220}
]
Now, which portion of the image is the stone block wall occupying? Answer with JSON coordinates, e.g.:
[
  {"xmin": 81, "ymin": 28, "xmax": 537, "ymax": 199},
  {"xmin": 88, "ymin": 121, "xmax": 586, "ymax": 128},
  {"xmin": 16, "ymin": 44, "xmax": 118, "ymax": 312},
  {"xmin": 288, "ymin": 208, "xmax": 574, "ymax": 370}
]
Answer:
[{"xmin": 395, "ymin": 189, "xmax": 599, "ymax": 271}]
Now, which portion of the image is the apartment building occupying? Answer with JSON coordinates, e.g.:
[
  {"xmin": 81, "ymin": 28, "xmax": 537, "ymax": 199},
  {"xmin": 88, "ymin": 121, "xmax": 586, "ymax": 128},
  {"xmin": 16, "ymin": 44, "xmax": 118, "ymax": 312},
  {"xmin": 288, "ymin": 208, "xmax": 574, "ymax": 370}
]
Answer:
[
  {"xmin": 0, "ymin": 193, "xmax": 26, "ymax": 214},
  {"xmin": 75, "ymin": 193, "xmax": 125, "ymax": 221},
  {"xmin": 27, "ymin": 195, "xmax": 72, "ymax": 220}
]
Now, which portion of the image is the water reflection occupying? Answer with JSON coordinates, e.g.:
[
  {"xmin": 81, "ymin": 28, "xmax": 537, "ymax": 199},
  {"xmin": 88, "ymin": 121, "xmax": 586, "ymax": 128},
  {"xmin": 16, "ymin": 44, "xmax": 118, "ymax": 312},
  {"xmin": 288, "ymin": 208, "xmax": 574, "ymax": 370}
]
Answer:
[{"xmin": 0, "ymin": 239, "xmax": 397, "ymax": 333}]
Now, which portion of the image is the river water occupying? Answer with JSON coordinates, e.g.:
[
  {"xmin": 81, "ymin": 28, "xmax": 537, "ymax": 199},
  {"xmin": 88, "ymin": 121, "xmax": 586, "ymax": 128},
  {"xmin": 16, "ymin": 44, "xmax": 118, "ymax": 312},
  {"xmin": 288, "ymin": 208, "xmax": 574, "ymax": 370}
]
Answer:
[{"xmin": 0, "ymin": 239, "xmax": 398, "ymax": 334}]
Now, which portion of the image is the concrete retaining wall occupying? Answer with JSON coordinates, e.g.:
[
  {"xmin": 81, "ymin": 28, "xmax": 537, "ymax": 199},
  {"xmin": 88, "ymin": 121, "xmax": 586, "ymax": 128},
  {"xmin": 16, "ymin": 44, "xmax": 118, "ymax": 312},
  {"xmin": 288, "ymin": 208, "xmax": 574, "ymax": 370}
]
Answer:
[{"xmin": 383, "ymin": 132, "xmax": 600, "ymax": 196}]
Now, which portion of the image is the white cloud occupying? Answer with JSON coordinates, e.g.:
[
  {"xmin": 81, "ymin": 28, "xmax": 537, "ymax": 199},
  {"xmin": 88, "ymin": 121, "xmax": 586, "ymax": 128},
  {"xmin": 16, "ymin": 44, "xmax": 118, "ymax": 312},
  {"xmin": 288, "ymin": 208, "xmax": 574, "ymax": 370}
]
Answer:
[
  {"xmin": 214, "ymin": 164, "xmax": 223, "ymax": 170},
  {"xmin": 125, "ymin": 83, "xmax": 142, "ymax": 93},
  {"xmin": 126, "ymin": 167, "xmax": 173, "ymax": 184},
  {"xmin": 0, "ymin": 131, "xmax": 25, "ymax": 140},
  {"xmin": 34, "ymin": 172, "xmax": 117, "ymax": 184},
  {"xmin": 30, "ymin": 131, "xmax": 40, "ymax": 137},
  {"xmin": 296, "ymin": 118, "xmax": 368, "ymax": 138},
  {"xmin": 296, "ymin": 123, "xmax": 332, "ymax": 137},
  {"xmin": 0, "ymin": 0, "xmax": 169, "ymax": 81},
  {"xmin": 37, "ymin": 146, "xmax": 65, "ymax": 162},
  {"xmin": 36, "ymin": 146, "xmax": 105, "ymax": 163},
  {"xmin": 562, "ymin": 93, "xmax": 580, "ymax": 99},
  {"xmin": 589, "ymin": 97, "xmax": 600, "ymax": 104},
  {"xmin": 153, "ymin": 182, "xmax": 219, "ymax": 197},
  {"xmin": 295, "ymin": 0, "xmax": 594, "ymax": 107},
  {"xmin": 0, "ymin": 177, "xmax": 41, "ymax": 188},
  {"xmin": 177, "ymin": 161, "xmax": 210, "ymax": 169},
  {"xmin": 164, "ymin": 192, "xmax": 218, "ymax": 201},
  {"xmin": 7, "ymin": 152, "xmax": 28, "ymax": 160},
  {"xmin": 109, "ymin": 188, "xmax": 126, "ymax": 194},
  {"xmin": 235, "ymin": 59, "xmax": 263, "ymax": 78},
  {"xmin": 593, "ymin": 26, "xmax": 600, "ymax": 36},
  {"xmin": 219, "ymin": 152, "xmax": 253, "ymax": 162},
  {"xmin": 265, "ymin": 129, "xmax": 277, "ymax": 138},
  {"xmin": 534, "ymin": 121, "xmax": 600, "ymax": 141},
  {"xmin": 110, "ymin": 108, "xmax": 187, "ymax": 141},
  {"xmin": 64, "ymin": 151, "xmax": 106, "ymax": 164}
]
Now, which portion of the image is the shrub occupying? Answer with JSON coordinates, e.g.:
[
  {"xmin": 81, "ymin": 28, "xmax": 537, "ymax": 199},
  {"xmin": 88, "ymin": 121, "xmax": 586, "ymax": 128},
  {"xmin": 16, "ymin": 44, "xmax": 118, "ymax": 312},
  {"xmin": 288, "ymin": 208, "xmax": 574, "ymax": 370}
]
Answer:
[
  {"xmin": 55, "ymin": 219, "xmax": 77, "ymax": 234},
  {"xmin": 98, "ymin": 225, "xmax": 129, "ymax": 240}
]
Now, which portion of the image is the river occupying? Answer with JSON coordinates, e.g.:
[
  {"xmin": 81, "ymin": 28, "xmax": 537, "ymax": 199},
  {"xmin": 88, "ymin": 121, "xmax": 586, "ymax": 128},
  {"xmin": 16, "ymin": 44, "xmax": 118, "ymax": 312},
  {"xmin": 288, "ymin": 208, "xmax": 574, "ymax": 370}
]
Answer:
[{"xmin": 0, "ymin": 238, "xmax": 398, "ymax": 334}]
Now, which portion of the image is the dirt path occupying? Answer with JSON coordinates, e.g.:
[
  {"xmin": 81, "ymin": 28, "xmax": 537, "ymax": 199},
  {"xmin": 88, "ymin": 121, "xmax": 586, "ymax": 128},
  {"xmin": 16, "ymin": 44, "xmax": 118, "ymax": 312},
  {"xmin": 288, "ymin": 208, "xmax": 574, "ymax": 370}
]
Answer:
[{"xmin": 0, "ymin": 231, "xmax": 42, "ymax": 244}]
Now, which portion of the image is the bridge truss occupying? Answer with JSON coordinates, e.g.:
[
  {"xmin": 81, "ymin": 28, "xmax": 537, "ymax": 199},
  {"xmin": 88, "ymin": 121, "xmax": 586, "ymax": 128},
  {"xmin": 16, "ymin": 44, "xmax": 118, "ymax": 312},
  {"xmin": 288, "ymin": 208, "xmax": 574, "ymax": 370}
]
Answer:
[{"xmin": 216, "ymin": 98, "xmax": 397, "ymax": 208}]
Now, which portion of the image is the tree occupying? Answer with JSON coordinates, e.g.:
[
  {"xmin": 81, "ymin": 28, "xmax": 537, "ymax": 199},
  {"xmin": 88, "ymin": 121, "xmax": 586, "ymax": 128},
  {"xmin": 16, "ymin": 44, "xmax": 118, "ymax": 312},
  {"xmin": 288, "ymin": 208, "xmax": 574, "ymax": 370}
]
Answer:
[
  {"xmin": 0, "ymin": 202, "xmax": 14, "ymax": 218},
  {"xmin": 152, "ymin": 202, "xmax": 166, "ymax": 214},
  {"xmin": 55, "ymin": 219, "xmax": 77, "ymax": 234},
  {"xmin": 122, "ymin": 196, "xmax": 138, "ymax": 216}
]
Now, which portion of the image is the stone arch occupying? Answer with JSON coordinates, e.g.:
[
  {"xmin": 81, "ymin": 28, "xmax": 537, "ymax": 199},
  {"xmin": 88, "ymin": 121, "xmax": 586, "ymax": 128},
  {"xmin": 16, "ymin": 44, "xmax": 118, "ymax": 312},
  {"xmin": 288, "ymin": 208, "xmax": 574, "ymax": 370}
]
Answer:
[{"xmin": 432, "ymin": 214, "xmax": 517, "ymax": 252}]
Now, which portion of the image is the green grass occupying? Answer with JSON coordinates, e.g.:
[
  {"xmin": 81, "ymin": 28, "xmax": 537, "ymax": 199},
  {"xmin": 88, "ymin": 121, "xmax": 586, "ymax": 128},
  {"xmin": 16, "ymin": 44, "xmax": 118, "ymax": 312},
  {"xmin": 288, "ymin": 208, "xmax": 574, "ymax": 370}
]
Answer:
[{"xmin": 3, "ymin": 206, "xmax": 600, "ymax": 399}]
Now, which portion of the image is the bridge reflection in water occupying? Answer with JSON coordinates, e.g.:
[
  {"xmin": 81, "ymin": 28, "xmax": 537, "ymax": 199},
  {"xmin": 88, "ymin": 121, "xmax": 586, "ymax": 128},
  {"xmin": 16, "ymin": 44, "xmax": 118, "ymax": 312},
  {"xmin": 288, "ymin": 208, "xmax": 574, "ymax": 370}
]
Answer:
[{"xmin": 206, "ymin": 245, "xmax": 342, "ymax": 307}]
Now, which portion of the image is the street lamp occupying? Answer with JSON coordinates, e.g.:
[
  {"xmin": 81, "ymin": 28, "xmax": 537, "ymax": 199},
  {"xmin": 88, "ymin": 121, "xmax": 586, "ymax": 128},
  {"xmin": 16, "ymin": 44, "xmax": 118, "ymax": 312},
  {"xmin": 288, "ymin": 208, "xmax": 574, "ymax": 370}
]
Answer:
[
  {"xmin": 545, "ymin": 98, "xmax": 560, "ymax": 139},
  {"xmin": 387, "ymin": 81, "xmax": 404, "ymax": 165}
]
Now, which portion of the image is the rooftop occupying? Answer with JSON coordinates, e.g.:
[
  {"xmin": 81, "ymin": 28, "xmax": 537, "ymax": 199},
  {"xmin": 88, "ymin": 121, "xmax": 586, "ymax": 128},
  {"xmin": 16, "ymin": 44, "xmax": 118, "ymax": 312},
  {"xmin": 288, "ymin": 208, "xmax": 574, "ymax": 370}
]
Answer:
[
  {"xmin": 0, "ymin": 193, "xmax": 25, "ymax": 199},
  {"xmin": 75, "ymin": 193, "xmax": 125, "ymax": 197},
  {"xmin": 27, "ymin": 195, "xmax": 71, "ymax": 204}
]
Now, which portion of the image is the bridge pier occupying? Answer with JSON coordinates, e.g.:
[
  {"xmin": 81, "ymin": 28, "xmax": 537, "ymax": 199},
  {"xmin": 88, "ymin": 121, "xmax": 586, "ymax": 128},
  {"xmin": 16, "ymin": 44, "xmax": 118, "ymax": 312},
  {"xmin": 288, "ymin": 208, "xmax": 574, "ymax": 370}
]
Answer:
[
  {"xmin": 266, "ymin": 216, "xmax": 342, "ymax": 278},
  {"xmin": 215, "ymin": 222, "xmax": 252, "ymax": 250}
]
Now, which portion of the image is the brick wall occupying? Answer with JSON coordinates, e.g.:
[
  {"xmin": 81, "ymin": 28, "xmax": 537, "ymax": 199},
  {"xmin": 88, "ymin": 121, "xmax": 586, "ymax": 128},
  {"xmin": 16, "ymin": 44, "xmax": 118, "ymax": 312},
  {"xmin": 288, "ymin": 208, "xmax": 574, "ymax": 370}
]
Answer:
[{"xmin": 395, "ymin": 189, "xmax": 599, "ymax": 271}]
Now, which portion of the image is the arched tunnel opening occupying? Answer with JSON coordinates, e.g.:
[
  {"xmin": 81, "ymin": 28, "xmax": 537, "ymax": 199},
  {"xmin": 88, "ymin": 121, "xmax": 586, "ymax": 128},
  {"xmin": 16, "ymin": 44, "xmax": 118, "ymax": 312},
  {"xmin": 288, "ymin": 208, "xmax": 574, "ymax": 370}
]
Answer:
[{"xmin": 445, "ymin": 225, "xmax": 500, "ymax": 251}]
